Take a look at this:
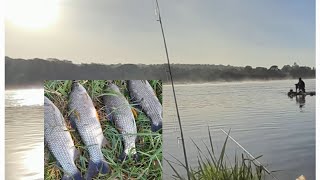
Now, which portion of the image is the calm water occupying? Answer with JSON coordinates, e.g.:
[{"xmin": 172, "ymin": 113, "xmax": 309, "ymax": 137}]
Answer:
[
  {"xmin": 5, "ymin": 89, "xmax": 44, "ymax": 180},
  {"xmin": 163, "ymin": 79, "xmax": 315, "ymax": 180},
  {"xmin": 5, "ymin": 79, "xmax": 315, "ymax": 180}
]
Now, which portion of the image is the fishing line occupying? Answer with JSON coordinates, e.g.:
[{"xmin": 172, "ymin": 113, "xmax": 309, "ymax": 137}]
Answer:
[
  {"xmin": 163, "ymin": 70, "xmax": 180, "ymax": 133},
  {"xmin": 220, "ymin": 128, "xmax": 279, "ymax": 180},
  {"xmin": 154, "ymin": 0, "xmax": 191, "ymax": 179},
  {"xmin": 164, "ymin": 68, "xmax": 179, "ymax": 131},
  {"xmin": 158, "ymin": 25, "xmax": 178, "ymax": 132}
]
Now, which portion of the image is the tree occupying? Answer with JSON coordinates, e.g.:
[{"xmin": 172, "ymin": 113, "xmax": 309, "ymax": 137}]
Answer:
[
  {"xmin": 244, "ymin": 65, "xmax": 253, "ymax": 71},
  {"xmin": 269, "ymin": 65, "xmax": 279, "ymax": 71},
  {"xmin": 281, "ymin": 65, "xmax": 292, "ymax": 72}
]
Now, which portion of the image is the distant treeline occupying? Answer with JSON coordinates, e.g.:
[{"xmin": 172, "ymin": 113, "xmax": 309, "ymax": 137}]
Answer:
[{"xmin": 5, "ymin": 57, "xmax": 315, "ymax": 88}]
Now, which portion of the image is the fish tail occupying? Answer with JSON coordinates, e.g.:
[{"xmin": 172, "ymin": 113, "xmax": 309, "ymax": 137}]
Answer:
[
  {"xmin": 72, "ymin": 171, "xmax": 84, "ymax": 180},
  {"xmin": 119, "ymin": 151, "xmax": 128, "ymax": 162},
  {"xmin": 85, "ymin": 159, "xmax": 110, "ymax": 179},
  {"xmin": 151, "ymin": 122, "xmax": 162, "ymax": 132},
  {"xmin": 97, "ymin": 160, "xmax": 110, "ymax": 174},
  {"xmin": 62, "ymin": 171, "xmax": 83, "ymax": 180},
  {"xmin": 119, "ymin": 151, "xmax": 139, "ymax": 162},
  {"xmin": 133, "ymin": 153, "xmax": 140, "ymax": 162},
  {"xmin": 62, "ymin": 175, "xmax": 72, "ymax": 180}
]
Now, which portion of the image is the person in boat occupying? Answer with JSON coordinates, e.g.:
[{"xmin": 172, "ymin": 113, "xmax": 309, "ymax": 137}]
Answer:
[
  {"xmin": 288, "ymin": 89, "xmax": 295, "ymax": 97},
  {"xmin": 295, "ymin": 77, "xmax": 305, "ymax": 93}
]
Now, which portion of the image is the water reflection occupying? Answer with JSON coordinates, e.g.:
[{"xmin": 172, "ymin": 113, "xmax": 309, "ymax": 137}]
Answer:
[
  {"xmin": 295, "ymin": 95, "xmax": 306, "ymax": 110},
  {"xmin": 288, "ymin": 93, "xmax": 306, "ymax": 110},
  {"xmin": 6, "ymin": 89, "xmax": 44, "ymax": 180},
  {"xmin": 6, "ymin": 89, "xmax": 44, "ymax": 107},
  {"xmin": 23, "ymin": 142, "xmax": 44, "ymax": 179}
]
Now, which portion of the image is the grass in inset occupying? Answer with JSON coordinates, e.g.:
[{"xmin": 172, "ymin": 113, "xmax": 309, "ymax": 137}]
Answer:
[{"xmin": 44, "ymin": 80, "xmax": 162, "ymax": 180}]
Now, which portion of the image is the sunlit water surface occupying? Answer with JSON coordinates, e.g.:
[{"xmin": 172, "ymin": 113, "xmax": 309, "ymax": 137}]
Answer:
[
  {"xmin": 5, "ymin": 80, "xmax": 315, "ymax": 180},
  {"xmin": 5, "ymin": 89, "xmax": 44, "ymax": 180}
]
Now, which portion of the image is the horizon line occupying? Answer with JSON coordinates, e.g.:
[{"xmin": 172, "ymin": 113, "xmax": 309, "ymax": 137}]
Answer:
[{"xmin": 5, "ymin": 56, "xmax": 316, "ymax": 69}]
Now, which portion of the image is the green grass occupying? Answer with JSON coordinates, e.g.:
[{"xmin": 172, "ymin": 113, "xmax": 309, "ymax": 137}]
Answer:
[
  {"xmin": 44, "ymin": 80, "xmax": 162, "ymax": 180},
  {"xmin": 166, "ymin": 127, "xmax": 268, "ymax": 180}
]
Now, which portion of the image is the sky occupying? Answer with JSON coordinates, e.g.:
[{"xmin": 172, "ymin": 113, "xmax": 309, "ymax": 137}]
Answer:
[{"xmin": 5, "ymin": 0, "xmax": 315, "ymax": 68}]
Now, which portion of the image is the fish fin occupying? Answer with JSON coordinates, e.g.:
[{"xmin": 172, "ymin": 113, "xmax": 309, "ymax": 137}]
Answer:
[
  {"xmin": 151, "ymin": 122, "xmax": 162, "ymax": 132},
  {"xmin": 85, "ymin": 160, "xmax": 99, "ymax": 179},
  {"xmin": 85, "ymin": 159, "xmax": 110, "ymax": 179},
  {"xmin": 70, "ymin": 119, "xmax": 77, "ymax": 130},
  {"xmin": 69, "ymin": 113, "xmax": 77, "ymax": 130},
  {"xmin": 139, "ymin": 97, "xmax": 144, "ymax": 104},
  {"xmin": 103, "ymin": 96, "xmax": 113, "ymax": 122},
  {"xmin": 101, "ymin": 136, "xmax": 111, "ymax": 149},
  {"xmin": 118, "ymin": 152, "xmax": 128, "ymax": 162},
  {"xmin": 131, "ymin": 108, "xmax": 138, "ymax": 118},
  {"xmin": 97, "ymin": 160, "xmax": 110, "ymax": 174},
  {"xmin": 129, "ymin": 96, "xmax": 143, "ymax": 106},
  {"xmin": 62, "ymin": 175, "xmax": 72, "ymax": 180},
  {"xmin": 131, "ymin": 98, "xmax": 144, "ymax": 110},
  {"xmin": 133, "ymin": 153, "xmax": 140, "ymax": 163},
  {"xmin": 62, "ymin": 171, "xmax": 83, "ymax": 180},
  {"xmin": 104, "ymin": 107, "xmax": 115, "ymax": 123},
  {"xmin": 105, "ymin": 109, "xmax": 113, "ymax": 122},
  {"xmin": 55, "ymin": 161, "xmax": 62, "ymax": 168},
  {"xmin": 73, "ymin": 147, "xmax": 80, "ymax": 161},
  {"xmin": 72, "ymin": 171, "xmax": 83, "ymax": 180},
  {"xmin": 95, "ymin": 110, "xmax": 100, "ymax": 122},
  {"xmin": 119, "ymin": 151, "xmax": 139, "ymax": 162},
  {"xmin": 108, "ymin": 108, "xmax": 114, "ymax": 122},
  {"xmin": 106, "ymin": 113, "xmax": 113, "ymax": 122}
]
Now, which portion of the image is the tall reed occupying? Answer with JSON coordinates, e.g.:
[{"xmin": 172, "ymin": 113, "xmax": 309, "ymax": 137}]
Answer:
[{"xmin": 166, "ymin": 127, "xmax": 268, "ymax": 180}]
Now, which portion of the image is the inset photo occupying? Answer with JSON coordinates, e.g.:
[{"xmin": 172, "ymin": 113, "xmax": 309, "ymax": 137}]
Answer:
[{"xmin": 44, "ymin": 80, "xmax": 162, "ymax": 179}]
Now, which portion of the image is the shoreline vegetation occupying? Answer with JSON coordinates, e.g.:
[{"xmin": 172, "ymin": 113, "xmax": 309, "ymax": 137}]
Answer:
[
  {"xmin": 166, "ymin": 128, "xmax": 270, "ymax": 180},
  {"xmin": 4, "ymin": 77, "xmax": 316, "ymax": 90},
  {"xmin": 6, "ymin": 57, "xmax": 315, "ymax": 89}
]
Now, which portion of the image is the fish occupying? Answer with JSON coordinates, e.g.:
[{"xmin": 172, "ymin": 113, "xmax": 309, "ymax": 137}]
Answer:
[
  {"xmin": 103, "ymin": 83, "xmax": 138, "ymax": 161},
  {"xmin": 68, "ymin": 81, "xmax": 110, "ymax": 179},
  {"xmin": 44, "ymin": 96, "xmax": 83, "ymax": 180},
  {"xmin": 127, "ymin": 80, "xmax": 162, "ymax": 132}
]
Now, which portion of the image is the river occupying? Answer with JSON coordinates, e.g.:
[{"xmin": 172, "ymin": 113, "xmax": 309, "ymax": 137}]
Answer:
[
  {"xmin": 163, "ymin": 79, "xmax": 315, "ymax": 180},
  {"xmin": 5, "ymin": 79, "xmax": 315, "ymax": 179}
]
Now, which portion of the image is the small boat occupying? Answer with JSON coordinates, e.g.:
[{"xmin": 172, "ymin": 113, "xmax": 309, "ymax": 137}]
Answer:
[{"xmin": 287, "ymin": 89, "xmax": 316, "ymax": 97}]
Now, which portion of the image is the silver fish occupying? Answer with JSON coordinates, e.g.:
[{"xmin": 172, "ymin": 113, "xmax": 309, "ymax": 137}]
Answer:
[
  {"xmin": 103, "ymin": 83, "xmax": 138, "ymax": 161},
  {"xmin": 44, "ymin": 96, "xmax": 83, "ymax": 180},
  {"xmin": 68, "ymin": 81, "xmax": 110, "ymax": 179},
  {"xmin": 127, "ymin": 80, "xmax": 162, "ymax": 132}
]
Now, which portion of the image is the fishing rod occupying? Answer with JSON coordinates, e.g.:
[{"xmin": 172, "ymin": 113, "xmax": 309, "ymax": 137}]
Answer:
[
  {"xmin": 154, "ymin": 0, "xmax": 191, "ymax": 179},
  {"xmin": 220, "ymin": 128, "xmax": 279, "ymax": 180}
]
